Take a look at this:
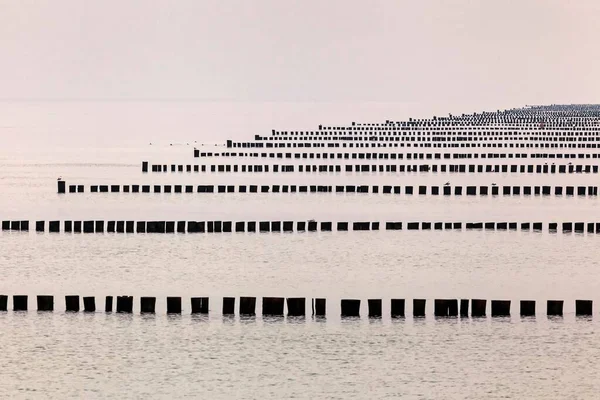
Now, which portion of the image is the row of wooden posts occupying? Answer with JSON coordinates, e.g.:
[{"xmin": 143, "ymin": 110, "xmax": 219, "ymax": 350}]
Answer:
[
  {"xmin": 142, "ymin": 162, "xmax": 600, "ymax": 174},
  {"xmin": 267, "ymin": 129, "xmax": 600, "ymax": 136},
  {"xmin": 193, "ymin": 149, "xmax": 600, "ymax": 160},
  {"xmin": 0, "ymin": 296, "xmax": 593, "ymax": 317},
  {"xmin": 253, "ymin": 133, "xmax": 600, "ymax": 142},
  {"xmin": 61, "ymin": 182, "xmax": 600, "ymax": 197},
  {"xmin": 4, "ymin": 220, "xmax": 600, "ymax": 233},
  {"xmin": 225, "ymin": 139, "xmax": 598, "ymax": 149}
]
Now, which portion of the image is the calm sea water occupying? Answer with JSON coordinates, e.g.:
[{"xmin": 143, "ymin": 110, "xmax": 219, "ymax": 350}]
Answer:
[{"xmin": 1, "ymin": 101, "xmax": 600, "ymax": 399}]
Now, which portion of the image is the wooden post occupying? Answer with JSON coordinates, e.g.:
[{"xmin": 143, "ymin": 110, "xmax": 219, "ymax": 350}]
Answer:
[
  {"xmin": 262, "ymin": 297, "xmax": 284, "ymax": 316},
  {"xmin": 140, "ymin": 297, "xmax": 156, "ymax": 313},
  {"xmin": 65, "ymin": 295, "xmax": 80, "ymax": 312},
  {"xmin": 240, "ymin": 297, "xmax": 256, "ymax": 315},
  {"xmin": 191, "ymin": 297, "xmax": 209, "ymax": 314},
  {"xmin": 368, "ymin": 299, "xmax": 382, "ymax": 318},
  {"xmin": 105, "ymin": 296, "xmax": 113, "ymax": 312},
  {"xmin": 341, "ymin": 299, "xmax": 360, "ymax": 317},
  {"xmin": 13, "ymin": 295, "xmax": 27, "ymax": 311},
  {"xmin": 286, "ymin": 298, "xmax": 305, "ymax": 316},
  {"xmin": 83, "ymin": 296, "xmax": 96, "ymax": 312},
  {"xmin": 167, "ymin": 297, "xmax": 182, "ymax": 314},
  {"xmin": 222, "ymin": 297, "xmax": 235, "ymax": 315},
  {"xmin": 413, "ymin": 299, "xmax": 426, "ymax": 317},
  {"xmin": 116, "ymin": 296, "xmax": 133, "ymax": 313},
  {"xmin": 37, "ymin": 295, "xmax": 53, "ymax": 311},
  {"xmin": 312, "ymin": 298, "xmax": 326, "ymax": 316}
]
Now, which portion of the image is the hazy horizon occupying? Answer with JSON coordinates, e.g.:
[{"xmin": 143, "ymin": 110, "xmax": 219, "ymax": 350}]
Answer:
[{"xmin": 1, "ymin": 0, "xmax": 599, "ymax": 109}]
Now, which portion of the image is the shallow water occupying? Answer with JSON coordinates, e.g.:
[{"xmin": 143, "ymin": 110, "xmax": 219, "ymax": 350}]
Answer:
[{"xmin": 1, "ymin": 101, "xmax": 599, "ymax": 399}]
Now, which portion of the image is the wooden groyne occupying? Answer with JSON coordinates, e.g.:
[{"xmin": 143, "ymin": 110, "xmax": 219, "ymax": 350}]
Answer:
[
  {"xmin": 4, "ymin": 220, "xmax": 600, "ymax": 234},
  {"xmin": 142, "ymin": 162, "xmax": 600, "ymax": 175},
  {"xmin": 194, "ymin": 150, "xmax": 600, "ymax": 160},
  {"xmin": 0, "ymin": 295, "xmax": 592, "ymax": 317},
  {"xmin": 225, "ymin": 139, "xmax": 600, "ymax": 150},
  {"xmin": 61, "ymin": 182, "xmax": 600, "ymax": 197}
]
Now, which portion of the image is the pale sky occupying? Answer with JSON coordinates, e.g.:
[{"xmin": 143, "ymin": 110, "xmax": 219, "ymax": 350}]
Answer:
[{"xmin": 1, "ymin": 0, "xmax": 599, "ymax": 104}]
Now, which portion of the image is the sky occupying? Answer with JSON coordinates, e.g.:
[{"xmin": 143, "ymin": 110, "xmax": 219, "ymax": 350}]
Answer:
[{"xmin": 0, "ymin": 0, "xmax": 599, "ymax": 107}]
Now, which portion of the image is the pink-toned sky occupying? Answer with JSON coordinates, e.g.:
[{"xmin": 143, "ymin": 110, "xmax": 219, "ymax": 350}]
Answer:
[{"xmin": 1, "ymin": 0, "xmax": 598, "ymax": 106}]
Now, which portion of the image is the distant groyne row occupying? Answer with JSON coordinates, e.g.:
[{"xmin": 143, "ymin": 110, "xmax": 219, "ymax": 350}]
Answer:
[
  {"xmin": 0, "ymin": 295, "xmax": 594, "ymax": 317},
  {"xmin": 141, "ymin": 162, "xmax": 600, "ymax": 174},
  {"xmin": 225, "ymin": 139, "xmax": 600, "ymax": 149},
  {"xmin": 193, "ymin": 149, "xmax": 600, "ymax": 160},
  {"xmin": 59, "ymin": 181, "xmax": 600, "ymax": 197},
  {"xmin": 253, "ymin": 133, "xmax": 600, "ymax": 143},
  {"xmin": 4, "ymin": 220, "xmax": 600, "ymax": 234}
]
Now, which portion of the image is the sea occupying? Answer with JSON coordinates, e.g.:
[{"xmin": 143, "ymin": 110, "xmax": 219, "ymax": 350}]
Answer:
[{"xmin": 1, "ymin": 101, "xmax": 600, "ymax": 399}]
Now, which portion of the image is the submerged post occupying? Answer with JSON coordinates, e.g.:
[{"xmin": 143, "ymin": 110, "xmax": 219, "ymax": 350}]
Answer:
[
  {"xmin": 576, "ymin": 300, "xmax": 593, "ymax": 316},
  {"xmin": 286, "ymin": 298, "xmax": 305, "ymax": 316},
  {"xmin": 368, "ymin": 299, "xmax": 382, "ymax": 318},
  {"xmin": 105, "ymin": 296, "xmax": 113, "ymax": 312},
  {"xmin": 413, "ymin": 299, "xmax": 426, "ymax": 317},
  {"xmin": 140, "ymin": 297, "xmax": 156, "ymax": 313},
  {"xmin": 0, "ymin": 295, "xmax": 7, "ymax": 311},
  {"xmin": 222, "ymin": 297, "xmax": 235, "ymax": 315},
  {"xmin": 312, "ymin": 298, "xmax": 326, "ymax": 316},
  {"xmin": 262, "ymin": 297, "xmax": 285, "ymax": 316},
  {"xmin": 191, "ymin": 297, "xmax": 209, "ymax": 314},
  {"xmin": 167, "ymin": 297, "xmax": 182, "ymax": 314},
  {"xmin": 341, "ymin": 299, "xmax": 360, "ymax": 317},
  {"xmin": 116, "ymin": 296, "xmax": 133, "ymax": 313},
  {"xmin": 37, "ymin": 295, "xmax": 53, "ymax": 311},
  {"xmin": 83, "ymin": 296, "xmax": 96, "ymax": 312},
  {"xmin": 391, "ymin": 299, "xmax": 405, "ymax": 318},
  {"xmin": 65, "ymin": 295, "xmax": 80, "ymax": 312},
  {"xmin": 13, "ymin": 295, "xmax": 28, "ymax": 311},
  {"xmin": 58, "ymin": 180, "xmax": 66, "ymax": 194},
  {"xmin": 240, "ymin": 297, "xmax": 256, "ymax": 315}
]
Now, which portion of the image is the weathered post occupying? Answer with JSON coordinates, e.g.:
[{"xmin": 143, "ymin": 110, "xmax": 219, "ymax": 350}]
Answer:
[
  {"xmin": 391, "ymin": 299, "xmax": 405, "ymax": 317},
  {"xmin": 312, "ymin": 298, "xmax": 326, "ymax": 316},
  {"xmin": 576, "ymin": 300, "xmax": 593, "ymax": 316},
  {"xmin": 222, "ymin": 297, "xmax": 235, "ymax": 315},
  {"xmin": 191, "ymin": 297, "xmax": 209, "ymax": 314},
  {"xmin": 341, "ymin": 299, "xmax": 361, "ymax": 317},
  {"xmin": 240, "ymin": 297, "xmax": 256, "ymax": 315},
  {"xmin": 491, "ymin": 300, "xmax": 511, "ymax": 317},
  {"xmin": 413, "ymin": 299, "xmax": 426, "ymax": 317},
  {"xmin": 116, "ymin": 296, "xmax": 133, "ymax": 313},
  {"xmin": 471, "ymin": 299, "xmax": 487, "ymax": 317},
  {"xmin": 547, "ymin": 300, "xmax": 563, "ymax": 316},
  {"xmin": 83, "ymin": 296, "xmax": 96, "ymax": 312},
  {"xmin": 460, "ymin": 299, "xmax": 469, "ymax": 317},
  {"xmin": 520, "ymin": 300, "xmax": 535, "ymax": 317},
  {"xmin": 368, "ymin": 299, "xmax": 382, "ymax": 318},
  {"xmin": 13, "ymin": 295, "xmax": 28, "ymax": 311},
  {"xmin": 0, "ymin": 295, "xmax": 7, "ymax": 311},
  {"xmin": 167, "ymin": 297, "xmax": 182, "ymax": 314},
  {"xmin": 65, "ymin": 295, "xmax": 80, "ymax": 312},
  {"xmin": 262, "ymin": 297, "xmax": 285, "ymax": 316},
  {"xmin": 105, "ymin": 296, "xmax": 113, "ymax": 312},
  {"xmin": 37, "ymin": 295, "xmax": 53, "ymax": 311},
  {"xmin": 286, "ymin": 298, "xmax": 305, "ymax": 316},
  {"xmin": 140, "ymin": 297, "xmax": 156, "ymax": 313}
]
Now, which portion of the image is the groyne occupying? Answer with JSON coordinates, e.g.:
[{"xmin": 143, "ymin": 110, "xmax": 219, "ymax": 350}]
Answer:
[
  {"xmin": 0, "ymin": 295, "xmax": 591, "ymax": 317},
  {"xmin": 142, "ymin": 162, "xmax": 599, "ymax": 174},
  {"xmin": 3, "ymin": 220, "xmax": 600, "ymax": 234},
  {"xmin": 61, "ymin": 182, "xmax": 600, "ymax": 197}
]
